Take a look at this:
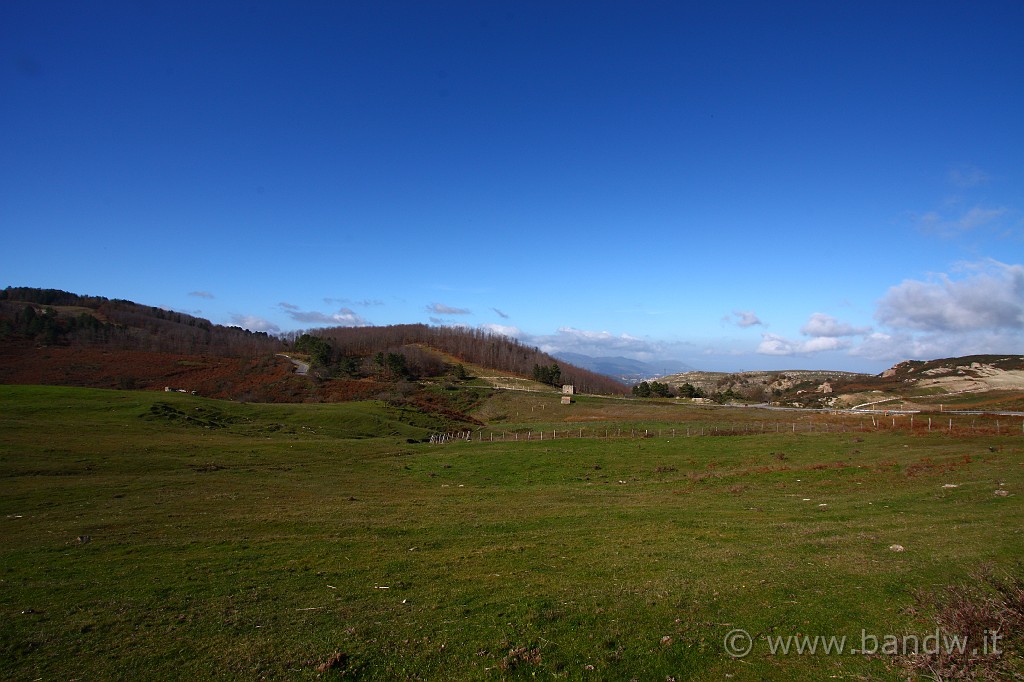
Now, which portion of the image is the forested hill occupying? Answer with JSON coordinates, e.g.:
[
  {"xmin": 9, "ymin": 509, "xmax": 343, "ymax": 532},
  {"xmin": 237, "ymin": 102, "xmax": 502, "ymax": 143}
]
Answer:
[
  {"xmin": 288, "ymin": 324, "xmax": 629, "ymax": 395},
  {"xmin": 0, "ymin": 288, "xmax": 628, "ymax": 395},
  {"xmin": 0, "ymin": 287, "xmax": 281, "ymax": 357}
]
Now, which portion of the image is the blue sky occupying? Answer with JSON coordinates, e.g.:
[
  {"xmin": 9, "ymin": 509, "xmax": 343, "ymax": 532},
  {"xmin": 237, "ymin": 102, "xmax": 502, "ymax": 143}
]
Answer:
[{"xmin": 2, "ymin": 1, "xmax": 1022, "ymax": 373}]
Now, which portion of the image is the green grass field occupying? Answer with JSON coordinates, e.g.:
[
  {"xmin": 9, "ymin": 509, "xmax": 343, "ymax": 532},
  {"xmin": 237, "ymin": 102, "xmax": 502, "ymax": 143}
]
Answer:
[{"xmin": 2, "ymin": 385, "xmax": 1022, "ymax": 680}]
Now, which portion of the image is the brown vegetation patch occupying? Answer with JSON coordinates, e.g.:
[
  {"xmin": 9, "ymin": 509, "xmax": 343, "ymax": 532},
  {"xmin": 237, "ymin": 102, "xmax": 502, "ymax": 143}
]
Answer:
[
  {"xmin": 807, "ymin": 461, "xmax": 850, "ymax": 471},
  {"xmin": 320, "ymin": 378, "xmax": 392, "ymax": 402},
  {"xmin": 905, "ymin": 455, "xmax": 973, "ymax": 478},
  {"xmin": 0, "ymin": 342, "xmax": 298, "ymax": 401},
  {"xmin": 748, "ymin": 464, "xmax": 790, "ymax": 475},
  {"xmin": 898, "ymin": 565, "xmax": 1024, "ymax": 680},
  {"xmin": 314, "ymin": 651, "xmax": 351, "ymax": 674},
  {"xmin": 500, "ymin": 646, "xmax": 542, "ymax": 671}
]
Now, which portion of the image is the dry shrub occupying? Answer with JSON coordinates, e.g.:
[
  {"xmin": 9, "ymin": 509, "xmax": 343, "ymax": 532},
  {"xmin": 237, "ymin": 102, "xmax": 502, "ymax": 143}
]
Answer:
[
  {"xmin": 500, "ymin": 646, "xmax": 542, "ymax": 671},
  {"xmin": 905, "ymin": 454, "xmax": 973, "ymax": 478},
  {"xmin": 898, "ymin": 565, "xmax": 1024, "ymax": 680},
  {"xmin": 321, "ymin": 379, "xmax": 391, "ymax": 402},
  {"xmin": 315, "ymin": 651, "xmax": 350, "ymax": 674},
  {"xmin": 749, "ymin": 464, "xmax": 789, "ymax": 475},
  {"xmin": 804, "ymin": 461, "xmax": 849, "ymax": 472}
]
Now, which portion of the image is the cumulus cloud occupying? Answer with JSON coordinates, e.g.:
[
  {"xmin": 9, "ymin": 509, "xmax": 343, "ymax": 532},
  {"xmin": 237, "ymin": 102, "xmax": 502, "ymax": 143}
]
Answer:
[
  {"xmin": 427, "ymin": 303, "xmax": 471, "ymax": 315},
  {"xmin": 188, "ymin": 290, "xmax": 215, "ymax": 299},
  {"xmin": 757, "ymin": 262, "xmax": 1024, "ymax": 363},
  {"xmin": 756, "ymin": 313, "xmax": 870, "ymax": 357},
  {"xmin": 852, "ymin": 329, "xmax": 1024, "ymax": 363},
  {"xmin": 876, "ymin": 260, "xmax": 1024, "ymax": 332},
  {"xmin": 756, "ymin": 333, "xmax": 800, "ymax": 356},
  {"xmin": 842, "ymin": 260, "xmax": 1024, "ymax": 362},
  {"xmin": 756, "ymin": 332, "xmax": 850, "ymax": 356},
  {"xmin": 852, "ymin": 332, "xmax": 940, "ymax": 362},
  {"xmin": 728, "ymin": 310, "xmax": 763, "ymax": 328},
  {"xmin": 529, "ymin": 327, "xmax": 665, "ymax": 361},
  {"xmin": 278, "ymin": 303, "xmax": 367, "ymax": 326},
  {"xmin": 479, "ymin": 323, "xmax": 521, "ymax": 337},
  {"xmin": 800, "ymin": 313, "xmax": 872, "ymax": 337},
  {"xmin": 229, "ymin": 314, "xmax": 280, "ymax": 334}
]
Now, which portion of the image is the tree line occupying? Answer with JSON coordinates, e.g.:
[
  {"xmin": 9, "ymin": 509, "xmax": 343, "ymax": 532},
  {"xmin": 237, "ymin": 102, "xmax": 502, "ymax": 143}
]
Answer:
[
  {"xmin": 0, "ymin": 288, "xmax": 281, "ymax": 357},
  {"xmin": 532, "ymin": 363, "xmax": 561, "ymax": 387},
  {"xmin": 286, "ymin": 324, "xmax": 628, "ymax": 394},
  {"xmin": 631, "ymin": 380, "xmax": 751, "ymax": 403},
  {"xmin": 1, "ymin": 288, "xmax": 629, "ymax": 394},
  {"xmin": 632, "ymin": 381, "xmax": 708, "ymax": 399}
]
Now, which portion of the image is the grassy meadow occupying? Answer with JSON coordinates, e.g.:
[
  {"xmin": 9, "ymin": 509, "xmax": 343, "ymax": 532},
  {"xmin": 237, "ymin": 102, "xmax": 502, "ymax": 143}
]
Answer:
[{"xmin": 2, "ymin": 385, "xmax": 1023, "ymax": 680}]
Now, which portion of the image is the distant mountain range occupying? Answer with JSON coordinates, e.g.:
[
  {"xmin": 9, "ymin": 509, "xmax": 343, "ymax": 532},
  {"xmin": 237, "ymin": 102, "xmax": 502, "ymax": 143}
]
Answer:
[{"xmin": 553, "ymin": 352, "xmax": 695, "ymax": 383}]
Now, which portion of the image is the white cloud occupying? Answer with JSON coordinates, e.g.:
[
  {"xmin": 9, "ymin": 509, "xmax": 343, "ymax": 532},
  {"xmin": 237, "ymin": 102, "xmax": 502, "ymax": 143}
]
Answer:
[
  {"xmin": 756, "ymin": 333, "xmax": 800, "ymax": 356},
  {"xmin": 852, "ymin": 329, "xmax": 1024, "ymax": 363},
  {"xmin": 756, "ymin": 312, "xmax": 869, "ymax": 357},
  {"xmin": 530, "ymin": 327, "xmax": 665, "ymax": 360},
  {"xmin": 843, "ymin": 259, "xmax": 1024, "ymax": 362},
  {"xmin": 756, "ymin": 332, "xmax": 850, "ymax": 356},
  {"xmin": 229, "ymin": 314, "xmax": 281, "ymax": 334},
  {"xmin": 472, "ymin": 324, "xmax": 700, "ymax": 365},
  {"xmin": 802, "ymin": 336, "xmax": 849, "ymax": 353},
  {"xmin": 800, "ymin": 313, "xmax": 871, "ymax": 337},
  {"xmin": 479, "ymin": 323, "xmax": 521, "ymax": 337},
  {"xmin": 876, "ymin": 260, "xmax": 1024, "ymax": 332},
  {"xmin": 729, "ymin": 310, "xmax": 763, "ymax": 328},
  {"xmin": 427, "ymin": 302, "xmax": 471, "ymax": 315},
  {"xmin": 278, "ymin": 303, "xmax": 367, "ymax": 326},
  {"xmin": 188, "ymin": 290, "xmax": 215, "ymax": 299},
  {"xmin": 757, "ymin": 261, "xmax": 1024, "ymax": 364}
]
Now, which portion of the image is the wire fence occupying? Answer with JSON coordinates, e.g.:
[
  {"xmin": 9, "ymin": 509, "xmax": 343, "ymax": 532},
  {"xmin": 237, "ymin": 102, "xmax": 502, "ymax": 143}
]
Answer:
[{"xmin": 428, "ymin": 415, "xmax": 1024, "ymax": 444}]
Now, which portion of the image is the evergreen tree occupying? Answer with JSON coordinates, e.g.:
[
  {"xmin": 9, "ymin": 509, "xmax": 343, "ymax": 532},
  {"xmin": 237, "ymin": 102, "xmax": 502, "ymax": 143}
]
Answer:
[{"xmin": 632, "ymin": 381, "xmax": 652, "ymax": 397}]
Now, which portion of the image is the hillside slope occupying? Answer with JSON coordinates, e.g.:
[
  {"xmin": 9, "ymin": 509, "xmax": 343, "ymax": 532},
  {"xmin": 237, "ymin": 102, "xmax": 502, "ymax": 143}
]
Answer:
[
  {"xmin": 0, "ymin": 287, "xmax": 281, "ymax": 356},
  {"xmin": 658, "ymin": 356, "xmax": 1024, "ymax": 411},
  {"xmin": 291, "ymin": 324, "xmax": 628, "ymax": 395},
  {"xmin": 657, "ymin": 369, "xmax": 867, "ymax": 404},
  {"xmin": 0, "ymin": 287, "xmax": 628, "ymax": 403}
]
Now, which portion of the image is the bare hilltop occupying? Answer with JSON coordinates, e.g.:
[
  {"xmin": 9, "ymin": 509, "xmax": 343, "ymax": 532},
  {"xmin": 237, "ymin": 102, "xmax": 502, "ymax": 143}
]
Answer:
[{"xmin": 657, "ymin": 355, "xmax": 1024, "ymax": 412}]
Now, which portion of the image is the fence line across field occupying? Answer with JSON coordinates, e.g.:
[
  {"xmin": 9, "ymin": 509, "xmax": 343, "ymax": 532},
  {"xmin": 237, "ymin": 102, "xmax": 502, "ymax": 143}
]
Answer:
[{"xmin": 428, "ymin": 415, "xmax": 1024, "ymax": 444}]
